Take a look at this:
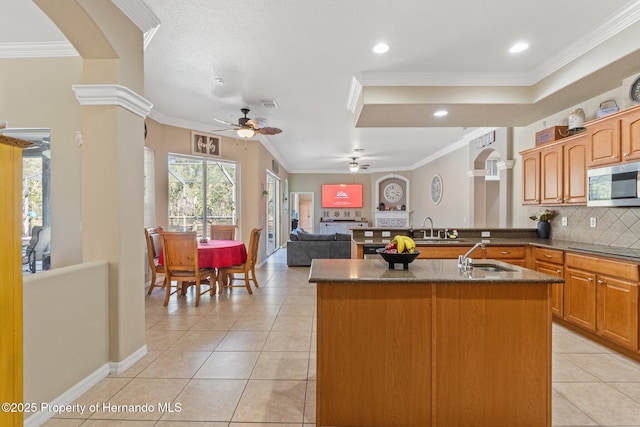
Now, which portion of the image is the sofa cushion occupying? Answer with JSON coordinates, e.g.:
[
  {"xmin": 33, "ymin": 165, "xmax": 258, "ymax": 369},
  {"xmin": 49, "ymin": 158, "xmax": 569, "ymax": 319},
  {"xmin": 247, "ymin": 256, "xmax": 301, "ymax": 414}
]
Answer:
[
  {"xmin": 298, "ymin": 232, "xmax": 335, "ymax": 241},
  {"xmin": 289, "ymin": 227, "xmax": 308, "ymax": 241},
  {"xmin": 335, "ymin": 233, "xmax": 352, "ymax": 241}
]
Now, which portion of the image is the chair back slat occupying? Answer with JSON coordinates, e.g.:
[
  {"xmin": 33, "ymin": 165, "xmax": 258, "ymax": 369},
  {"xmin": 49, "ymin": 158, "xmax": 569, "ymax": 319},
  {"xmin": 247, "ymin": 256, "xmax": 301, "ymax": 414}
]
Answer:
[
  {"xmin": 248, "ymin": 228, "xmax": 263, "ymax": 268},
  {"xmin": 145, "ymin": 226, "xmax": 163, "ymax": 261},
  {"xmin": 161, "ymin": 231, "xmax": 200, "ymax": 273},
  {"xmin": 210, "ymin": 224, "xmax": 236, "ymax": 240}
]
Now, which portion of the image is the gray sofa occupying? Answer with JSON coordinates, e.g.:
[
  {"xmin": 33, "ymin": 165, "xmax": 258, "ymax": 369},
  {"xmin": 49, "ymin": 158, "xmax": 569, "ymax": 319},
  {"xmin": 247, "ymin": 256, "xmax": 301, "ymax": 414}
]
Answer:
[{"xmin": 286, "ymin": 228, "xmax": 352, "ymax": 266}]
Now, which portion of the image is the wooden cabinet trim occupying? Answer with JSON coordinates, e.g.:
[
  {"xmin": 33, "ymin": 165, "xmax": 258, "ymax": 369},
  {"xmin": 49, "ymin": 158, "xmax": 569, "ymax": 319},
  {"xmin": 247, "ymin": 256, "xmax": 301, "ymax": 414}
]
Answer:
[{"xmin": 565, "ymin": 252, "xmax": 639, "ymax": 282}]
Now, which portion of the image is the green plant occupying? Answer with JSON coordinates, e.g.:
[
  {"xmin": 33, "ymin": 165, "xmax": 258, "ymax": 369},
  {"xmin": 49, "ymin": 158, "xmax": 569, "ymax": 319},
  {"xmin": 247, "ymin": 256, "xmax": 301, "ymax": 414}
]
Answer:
[{"xmin": 529, "ymin": 209, "xmax": 554, "ymax": 222}]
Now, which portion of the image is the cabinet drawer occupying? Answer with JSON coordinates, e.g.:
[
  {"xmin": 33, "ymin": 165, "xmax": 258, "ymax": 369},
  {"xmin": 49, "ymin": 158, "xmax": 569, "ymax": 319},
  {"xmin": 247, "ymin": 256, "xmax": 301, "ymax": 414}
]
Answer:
[
  {"xmin": 416, "ymin": 246, "xmax": 475, "ymax": 259},
  {"xmin": 534, "ymin": 247, "xmax": 564, "ymax": 265},
  {"xmin": 485, "ymin": 246, "xmax": 526, "ymax": 259},
  {"xmin": 566, "ymin": 253, "xmax": 639, "ymax": 281}
]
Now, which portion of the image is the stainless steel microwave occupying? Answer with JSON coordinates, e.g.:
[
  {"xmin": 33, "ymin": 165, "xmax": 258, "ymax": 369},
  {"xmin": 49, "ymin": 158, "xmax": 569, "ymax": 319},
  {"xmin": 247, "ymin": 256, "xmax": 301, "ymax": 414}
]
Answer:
[{"xmin": 587, "ymin": 161, "xmax": 640, "ymax": 207}]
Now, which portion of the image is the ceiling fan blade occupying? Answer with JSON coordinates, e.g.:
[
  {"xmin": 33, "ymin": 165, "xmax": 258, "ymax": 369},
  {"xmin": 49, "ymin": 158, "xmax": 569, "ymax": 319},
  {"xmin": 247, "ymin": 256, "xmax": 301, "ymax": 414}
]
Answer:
[
  {"xmin": 209, "ymin": 128, "xmax": 237, "ymax": 132},
  {"xmin": 213, "ymin": 117, "xmax": 239, "ymax": 128},
  {"xmin": 255, "ymin": 127, "xmax": 282, "ymax": 135}
]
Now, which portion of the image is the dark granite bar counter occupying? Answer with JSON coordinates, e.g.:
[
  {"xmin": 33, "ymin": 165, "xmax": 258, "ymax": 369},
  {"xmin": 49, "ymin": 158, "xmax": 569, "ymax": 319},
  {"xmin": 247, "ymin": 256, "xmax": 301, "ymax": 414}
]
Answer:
[{"xmin": 309, "ymin": 258, "xmax": 565, "ymax": 284}]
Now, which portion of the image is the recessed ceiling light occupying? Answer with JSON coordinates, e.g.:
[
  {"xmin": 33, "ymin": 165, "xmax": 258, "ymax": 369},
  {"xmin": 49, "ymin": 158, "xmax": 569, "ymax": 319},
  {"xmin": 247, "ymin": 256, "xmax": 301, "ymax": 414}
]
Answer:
[
  {"xmin": 434, "ymin": 110, "xmax": 448, "ymax": 117},
  {"xmin": 509, "ymin": 42, "xmax": 529, "ymax": 54},
  {"xmin": 373, "ymin": 43, "xmax": 389, "ymax": 54}
]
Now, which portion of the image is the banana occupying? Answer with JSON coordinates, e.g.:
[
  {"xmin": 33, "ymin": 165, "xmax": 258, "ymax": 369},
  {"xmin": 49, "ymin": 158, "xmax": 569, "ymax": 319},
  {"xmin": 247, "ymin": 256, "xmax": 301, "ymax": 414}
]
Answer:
[
  {"xmin": 393, "ymin": 235, "xmax": 415, "ymax": 253},
  {"xmin": 404, "ymin": 236, "xmax": 416, "ymax": 253},
  {"xmin": 394, "ymin": 235, "xmax": 405, "ymax": 253}
]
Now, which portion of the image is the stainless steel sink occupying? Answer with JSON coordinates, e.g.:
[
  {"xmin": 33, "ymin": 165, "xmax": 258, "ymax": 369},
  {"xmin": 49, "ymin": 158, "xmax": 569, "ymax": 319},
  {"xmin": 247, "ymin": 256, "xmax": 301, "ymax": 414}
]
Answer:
[{"xmin": 471, "ymin": 263, "xmax": 516, "ymax": 272}]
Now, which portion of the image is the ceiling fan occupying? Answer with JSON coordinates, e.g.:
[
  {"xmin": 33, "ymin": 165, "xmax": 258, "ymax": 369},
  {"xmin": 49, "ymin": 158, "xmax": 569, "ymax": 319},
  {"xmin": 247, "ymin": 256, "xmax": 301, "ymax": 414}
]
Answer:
[
  {"xmin": 212, "ymin": 108, "xmax": 282, "ymax": 138},
  {"xmin": 349, "ymin": 157, "xmax": 369, "ymax": 172}
]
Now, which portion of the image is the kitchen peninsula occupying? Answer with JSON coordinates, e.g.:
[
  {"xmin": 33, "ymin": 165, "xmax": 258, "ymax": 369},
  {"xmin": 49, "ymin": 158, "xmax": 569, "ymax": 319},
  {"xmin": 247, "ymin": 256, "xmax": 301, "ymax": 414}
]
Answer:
[{"xmin": 309, "ymin": 258, "xmax": 564, "ymax": 427}]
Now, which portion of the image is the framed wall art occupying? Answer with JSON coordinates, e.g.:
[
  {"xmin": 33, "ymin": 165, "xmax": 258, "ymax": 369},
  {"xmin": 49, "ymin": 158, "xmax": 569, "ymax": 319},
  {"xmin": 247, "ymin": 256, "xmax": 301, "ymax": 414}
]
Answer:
[{"xmin": 191, "ymin": 131, "xmax": 221, "ymax": 158}]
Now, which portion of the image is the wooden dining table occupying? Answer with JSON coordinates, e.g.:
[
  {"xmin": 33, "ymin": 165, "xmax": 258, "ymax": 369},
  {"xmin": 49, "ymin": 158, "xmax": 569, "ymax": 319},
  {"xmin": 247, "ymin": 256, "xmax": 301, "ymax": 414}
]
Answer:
[{"xmin": 158, "ymin": 239, "xmax": 247, "ymax": 293}]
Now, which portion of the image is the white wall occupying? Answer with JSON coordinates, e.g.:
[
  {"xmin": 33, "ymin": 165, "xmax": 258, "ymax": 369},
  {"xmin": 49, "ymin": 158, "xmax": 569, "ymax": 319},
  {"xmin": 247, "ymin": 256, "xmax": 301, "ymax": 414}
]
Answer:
[{"xmin": 23, "ymin": 262, "xmax": 109, "ymax": 425}]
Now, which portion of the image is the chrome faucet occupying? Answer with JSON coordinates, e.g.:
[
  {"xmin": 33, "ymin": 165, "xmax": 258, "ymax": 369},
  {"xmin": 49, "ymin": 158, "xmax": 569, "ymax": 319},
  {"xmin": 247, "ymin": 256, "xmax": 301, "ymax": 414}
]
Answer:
[
  {"xmin": 421, "ymin": 216, "xmax": 434, "ymax": 239},
  {"xmin": 458, "ymin": 242, "xmax": 486, "ymax": 269}
]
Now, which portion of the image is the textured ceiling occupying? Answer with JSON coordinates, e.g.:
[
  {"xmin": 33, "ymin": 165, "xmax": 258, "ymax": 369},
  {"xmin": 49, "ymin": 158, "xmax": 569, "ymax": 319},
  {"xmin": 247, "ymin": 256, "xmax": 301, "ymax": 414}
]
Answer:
[{"xmin": 3, "ymin": 0, "xmax": 640, "ymax": 172}]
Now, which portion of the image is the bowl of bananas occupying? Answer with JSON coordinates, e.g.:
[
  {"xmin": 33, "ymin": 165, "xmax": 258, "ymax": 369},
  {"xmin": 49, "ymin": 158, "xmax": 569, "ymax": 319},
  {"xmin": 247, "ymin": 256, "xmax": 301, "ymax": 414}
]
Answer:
[{"xmin": 376, "ymin": 235, "xmax": 420, "ymax": 270}]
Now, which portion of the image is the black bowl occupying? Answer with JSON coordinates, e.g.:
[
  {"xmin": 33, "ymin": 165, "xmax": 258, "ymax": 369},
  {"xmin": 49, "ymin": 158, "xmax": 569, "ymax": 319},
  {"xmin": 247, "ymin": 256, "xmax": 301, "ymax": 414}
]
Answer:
[{"xmin": 376, "ymin": 248, "xmax": 421, "ymax": 270}]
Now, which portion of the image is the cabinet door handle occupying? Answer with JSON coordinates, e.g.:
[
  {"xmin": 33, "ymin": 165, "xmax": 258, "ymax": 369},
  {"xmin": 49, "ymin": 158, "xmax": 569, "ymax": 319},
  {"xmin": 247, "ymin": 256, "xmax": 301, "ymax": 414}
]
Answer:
[
  {"xmin": 587, "ymin": 277, "xmax": 593, "ymax": 282},
  {"xmin": 612, "ymin": 155, "xmax": 619, "ymax": 159},
  {"xmin": 624, "ymin": 153, "xmax": 629, "ymax": 157},
  {"xmin": 556, "ymin": 269, "xmax": 562, "ymax": 274},
  {"xmin": 543, "ymin": 254, "xmax": 553, "ymax": 258},
  {"xmin": 597, "ymin": 279, "xmax": 604, "ymax": 284},
  {"xmin": 500, "ymin": 251, "xmax": 511, "ymax": 255}
]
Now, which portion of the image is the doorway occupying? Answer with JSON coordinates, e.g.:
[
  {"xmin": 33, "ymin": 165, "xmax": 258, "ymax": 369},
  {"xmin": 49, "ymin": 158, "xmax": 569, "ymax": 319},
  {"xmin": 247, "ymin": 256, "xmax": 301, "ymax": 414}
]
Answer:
[
  {"xmin": 290, "ymin": 192, "xmax": 314, "ymax": 232},
  {"xmin": 265, "ymin": 171, "xmax": 280, "ymax": 256}
]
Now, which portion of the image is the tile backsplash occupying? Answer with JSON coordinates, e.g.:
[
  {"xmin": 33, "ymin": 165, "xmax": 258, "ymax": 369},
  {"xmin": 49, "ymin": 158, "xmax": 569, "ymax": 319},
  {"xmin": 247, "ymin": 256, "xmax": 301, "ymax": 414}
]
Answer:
[{"xmin": 528, "ymin": 206, "xmax": 640, "ymax": 248}]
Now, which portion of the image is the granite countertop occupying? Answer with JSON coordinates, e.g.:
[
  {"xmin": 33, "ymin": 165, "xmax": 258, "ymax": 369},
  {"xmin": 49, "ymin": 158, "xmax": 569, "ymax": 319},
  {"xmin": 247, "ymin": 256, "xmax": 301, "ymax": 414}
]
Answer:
[
  {"xmin": 309, "ymin": 258, "xmax": 565, "ymax": 284},
  {"xmin": 352, "ymin": 236, "xmax": 640, "ymax": 263}
]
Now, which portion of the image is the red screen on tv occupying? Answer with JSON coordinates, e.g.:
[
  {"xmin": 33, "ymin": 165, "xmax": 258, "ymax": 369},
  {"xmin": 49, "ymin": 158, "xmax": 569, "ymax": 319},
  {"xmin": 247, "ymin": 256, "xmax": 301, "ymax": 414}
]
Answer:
[{"xmin": 321, "ymin": 184, "xmax": 363, "ymax": 208}]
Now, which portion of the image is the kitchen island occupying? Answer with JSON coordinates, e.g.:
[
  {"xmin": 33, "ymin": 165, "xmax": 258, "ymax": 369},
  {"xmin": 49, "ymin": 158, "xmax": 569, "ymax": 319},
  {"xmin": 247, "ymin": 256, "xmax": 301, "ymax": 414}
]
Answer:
[{"xmin": 309, "ymin": 258, "xmax": 564, "ymax": 427}]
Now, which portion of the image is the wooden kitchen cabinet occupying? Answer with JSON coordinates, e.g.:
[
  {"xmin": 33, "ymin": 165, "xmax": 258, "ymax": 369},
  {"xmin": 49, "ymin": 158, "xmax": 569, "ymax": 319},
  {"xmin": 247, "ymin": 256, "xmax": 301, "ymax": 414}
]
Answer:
[
  {"xmin": 522, "ymin": 150, "xmax": 540, "ymax": 205},
  {"xmin": 540, "ymin": 144, "xmax": 563, "ymax": 204},
  {"xmin": 563, "ymin": 135, "xmax": 588, "ymax": 204},
  {"xmin": 534, "ymin": 247, "xmax": 564, "ymax": 316},
  {"xmin": 586, "ymin": 105, "xmax": 640, "ymax": 167},
  {"xmin": 564, "ymin": 267, "xmax": 597, "ymax": 331},
  {"xmin": 520, "ymin": 134, "xmax": 586, "ymax": 206},
  {"xmin": 486, "ymin": 246, "xmax": 526, "ymax": 266},
  {"xmin": 621, "ymin": 107, "xmax": 640, "ymax": 162},
  {"xmin": 587, "ymin": 118, "xmax": 621, "ymax": 167},
  {"xmin": 564, "ymin": 252, "xmax": 639, "ymax": 351},
  {"xmin": 596, "ymin": 275, "xmax": 638, "ymax": 350}
]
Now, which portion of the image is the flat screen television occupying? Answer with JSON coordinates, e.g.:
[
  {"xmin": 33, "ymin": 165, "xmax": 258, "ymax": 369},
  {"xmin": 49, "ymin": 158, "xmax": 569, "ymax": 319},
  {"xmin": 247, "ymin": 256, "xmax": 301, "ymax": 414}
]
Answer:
[{"xmin": 321, "ymin": 184, "xmax": 363, "ymax": 208}]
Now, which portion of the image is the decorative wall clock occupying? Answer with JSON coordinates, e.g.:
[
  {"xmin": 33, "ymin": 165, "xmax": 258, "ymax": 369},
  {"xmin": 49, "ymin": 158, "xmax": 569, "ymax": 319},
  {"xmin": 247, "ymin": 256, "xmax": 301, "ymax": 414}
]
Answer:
[
  {"xmin": 383, "ymin": 182, "xmax": 404, "ymax": 203},
  {"xmin": 631, "ymin": 75, "xmax": 640, "ymax": 103},
  {"xmin": 430, "ymin": 174, "xmax": 443, "ymax": 205}
]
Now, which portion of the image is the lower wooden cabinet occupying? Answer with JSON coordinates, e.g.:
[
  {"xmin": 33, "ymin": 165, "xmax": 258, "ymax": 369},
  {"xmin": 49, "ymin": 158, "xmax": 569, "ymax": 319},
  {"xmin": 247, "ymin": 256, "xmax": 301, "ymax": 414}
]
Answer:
[
  {"xmin": 536, "ymin": 261, "xmax": 564, "ymax": 316},
  {"xmin": 597, "ymin": 275, "xmax": 639, "ymax": 349},
  {"xmin": 564, "ymin": 253, "xmax": 639, "ymax": 351},
  {"xmin": 564, "ymin": 267, "xmax": 597, "ymax": 331}
]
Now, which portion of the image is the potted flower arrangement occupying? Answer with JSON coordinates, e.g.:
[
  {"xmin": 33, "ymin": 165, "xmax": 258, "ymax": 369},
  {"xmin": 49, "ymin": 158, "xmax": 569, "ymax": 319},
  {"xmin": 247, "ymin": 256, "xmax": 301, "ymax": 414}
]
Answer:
[{"xmin": 529, "ymin": 209, "xmax": 554, "ymax": 239}]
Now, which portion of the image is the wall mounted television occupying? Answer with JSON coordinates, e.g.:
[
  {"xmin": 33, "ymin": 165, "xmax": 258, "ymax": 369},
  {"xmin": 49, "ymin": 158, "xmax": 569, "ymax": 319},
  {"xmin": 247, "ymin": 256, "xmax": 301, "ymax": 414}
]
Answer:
[{"xmin": 321, "ymin": 184, "xmax": 363, "ymax": 208}]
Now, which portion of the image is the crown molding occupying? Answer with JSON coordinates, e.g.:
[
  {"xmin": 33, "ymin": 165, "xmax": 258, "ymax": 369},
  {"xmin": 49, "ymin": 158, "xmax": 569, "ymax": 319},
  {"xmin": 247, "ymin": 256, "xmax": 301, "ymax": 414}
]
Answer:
[
  {"xmin": 531, "ymin": 0, "xmax": 640, "ymax": 83},
  {"xmin": 0, "ymin": 41, "xmax": 78, "ymax": 58},
  {"xmin": 111, "ymin": 0, "xmax": 161, "ymax": 49},
  {"xmin": 72, "ymin": 84, "xmax": 153, "ymax": 118}
]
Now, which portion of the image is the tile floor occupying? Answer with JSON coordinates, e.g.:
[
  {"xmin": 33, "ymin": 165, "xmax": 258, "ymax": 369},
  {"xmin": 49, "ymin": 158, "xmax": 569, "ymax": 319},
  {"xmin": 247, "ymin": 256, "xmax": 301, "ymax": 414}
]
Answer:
[{"xmin": 41, "ymin": 249, "xmax": 640, "ymax": 426}]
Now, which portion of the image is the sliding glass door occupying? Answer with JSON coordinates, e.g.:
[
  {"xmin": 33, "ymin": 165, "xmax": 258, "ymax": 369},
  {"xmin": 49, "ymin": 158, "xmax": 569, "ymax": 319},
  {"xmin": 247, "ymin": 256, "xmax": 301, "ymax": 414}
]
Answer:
[{"xmin": 168, "ymin": 154, "xmax": 237, "ymax": 239}]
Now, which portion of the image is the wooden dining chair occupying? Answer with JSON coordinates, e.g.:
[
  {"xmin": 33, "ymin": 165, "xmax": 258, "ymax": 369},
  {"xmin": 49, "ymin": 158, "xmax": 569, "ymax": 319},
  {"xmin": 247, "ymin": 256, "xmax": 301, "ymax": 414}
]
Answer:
[
  {"xmin": 218, "ymin": 227, "xmax": 262, "ymax": 294},
  {"xmin": 145, "ymin": 226, "xmax": 166, "ymax": 294},
  {"xmin": 210, "ymin": 224, "xmax": 236, "ymax": 240},
  {"xmin": 160, "ymin": 231, "xmax": 215, "ymax": 306}
]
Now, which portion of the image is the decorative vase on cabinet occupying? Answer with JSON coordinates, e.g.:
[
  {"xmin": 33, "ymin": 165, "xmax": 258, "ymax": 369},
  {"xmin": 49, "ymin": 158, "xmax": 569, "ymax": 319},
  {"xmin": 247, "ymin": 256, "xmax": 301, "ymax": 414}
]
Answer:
[{"xmin": 537, "ymin": 221, "xmax": 551, "ymax": 239}]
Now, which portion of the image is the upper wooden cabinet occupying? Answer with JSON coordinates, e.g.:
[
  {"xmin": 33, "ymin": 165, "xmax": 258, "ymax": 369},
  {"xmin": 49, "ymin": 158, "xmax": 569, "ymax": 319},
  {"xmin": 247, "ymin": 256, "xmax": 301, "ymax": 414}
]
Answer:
[
  {"xmin": 520, "ymin": 134, "xmax": 587, "ymax": 205},
  {"xmin": 522, "ymin": 151, "xmax": 540, "ymax": 205},
  {"xmin": 587, "ymin": 104, "xmax": 640, "ymax": 167}
]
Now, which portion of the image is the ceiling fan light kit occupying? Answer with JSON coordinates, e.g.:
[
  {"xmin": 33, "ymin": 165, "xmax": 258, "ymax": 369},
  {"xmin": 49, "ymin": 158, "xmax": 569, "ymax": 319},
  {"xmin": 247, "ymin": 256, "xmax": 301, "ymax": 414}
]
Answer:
[
  {"xmin": 237, "ymin": 128, "xmax": 255, "ymax": 138},
  {"xmin": 212, "ymin": 108, "xmax": 282, "ymax": 139}
]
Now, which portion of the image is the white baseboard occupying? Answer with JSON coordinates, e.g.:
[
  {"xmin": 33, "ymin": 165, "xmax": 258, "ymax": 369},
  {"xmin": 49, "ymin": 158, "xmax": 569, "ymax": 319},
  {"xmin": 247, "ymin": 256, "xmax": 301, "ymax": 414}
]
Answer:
[
  {"xmin": 23, "ymin": 344, "xmax": 147, "ymax": 427},
  {"xmin": 109, "ymin": 344, "xmax": 148, "ymax": 375},
  {"xmin": 24, "ymin": 364, "xmax": 110, "ymax": 427}
]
